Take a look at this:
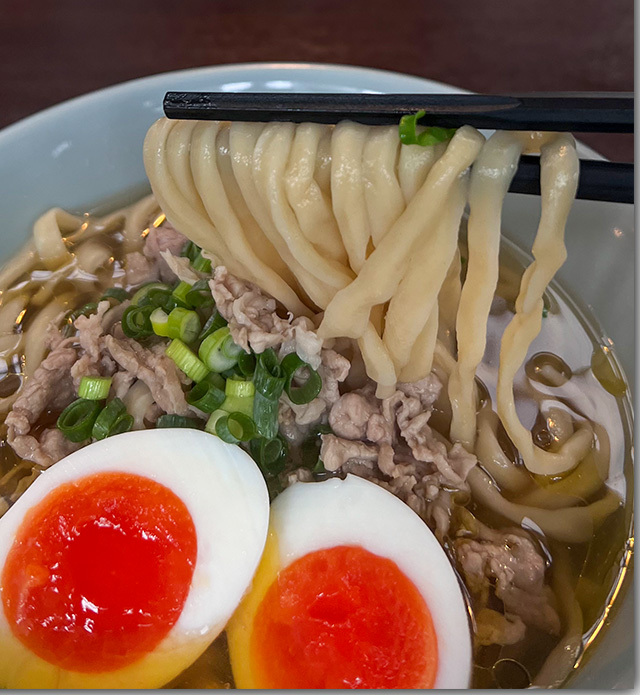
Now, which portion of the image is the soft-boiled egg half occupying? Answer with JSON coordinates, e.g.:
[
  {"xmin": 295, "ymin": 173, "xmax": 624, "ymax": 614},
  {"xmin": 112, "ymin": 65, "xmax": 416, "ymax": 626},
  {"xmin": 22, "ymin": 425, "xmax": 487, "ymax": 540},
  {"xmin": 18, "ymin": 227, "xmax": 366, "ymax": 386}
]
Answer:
[
  {"xmin": 0, "ymin": 428, "xmax": 269, "ymax": 689},
  {"xmin": 227, "ymin": 474, "xmax": 472, "ymax": 689}
]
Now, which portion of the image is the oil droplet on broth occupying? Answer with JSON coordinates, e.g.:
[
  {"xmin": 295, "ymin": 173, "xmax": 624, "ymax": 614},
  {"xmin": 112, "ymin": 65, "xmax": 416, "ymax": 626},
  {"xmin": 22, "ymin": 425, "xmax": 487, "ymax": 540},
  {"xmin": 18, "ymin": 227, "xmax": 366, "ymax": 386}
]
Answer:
[{"xmin": 591, "ymin": 346, "xmax": 627, "ymax": 398}]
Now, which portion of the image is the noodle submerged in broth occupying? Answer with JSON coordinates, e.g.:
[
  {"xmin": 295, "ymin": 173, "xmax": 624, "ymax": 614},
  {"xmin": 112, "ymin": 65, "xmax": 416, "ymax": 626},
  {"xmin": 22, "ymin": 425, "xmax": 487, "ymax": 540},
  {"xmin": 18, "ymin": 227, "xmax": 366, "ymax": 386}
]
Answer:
[{"xmin": 0, "ymin": 118, "xmax": 632, "ymax": 689}]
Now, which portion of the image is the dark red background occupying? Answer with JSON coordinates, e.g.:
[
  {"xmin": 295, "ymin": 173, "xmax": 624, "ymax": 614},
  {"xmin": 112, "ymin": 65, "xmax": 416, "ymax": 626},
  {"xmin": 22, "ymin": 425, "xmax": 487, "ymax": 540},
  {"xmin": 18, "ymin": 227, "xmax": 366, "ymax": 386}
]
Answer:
[{"xmin": 0, "ymin": 0, "xmax": 633, "ymax": 160}]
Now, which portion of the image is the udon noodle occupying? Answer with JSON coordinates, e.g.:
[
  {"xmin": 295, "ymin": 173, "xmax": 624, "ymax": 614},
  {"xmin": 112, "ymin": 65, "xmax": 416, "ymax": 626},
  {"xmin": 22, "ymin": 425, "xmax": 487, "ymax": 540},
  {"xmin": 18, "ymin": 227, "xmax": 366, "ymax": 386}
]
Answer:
[{"xmin": 0, "ymin": 116, "xmax": 632, "ymax": 688}]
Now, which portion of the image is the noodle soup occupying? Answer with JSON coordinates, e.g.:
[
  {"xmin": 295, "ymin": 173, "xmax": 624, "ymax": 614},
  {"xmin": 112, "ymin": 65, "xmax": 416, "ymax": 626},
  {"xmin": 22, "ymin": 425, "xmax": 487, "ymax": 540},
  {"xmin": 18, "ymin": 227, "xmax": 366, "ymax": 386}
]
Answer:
[{"xmin": 0, "ymin": 118, "xmax": 633, "ymax": 689}]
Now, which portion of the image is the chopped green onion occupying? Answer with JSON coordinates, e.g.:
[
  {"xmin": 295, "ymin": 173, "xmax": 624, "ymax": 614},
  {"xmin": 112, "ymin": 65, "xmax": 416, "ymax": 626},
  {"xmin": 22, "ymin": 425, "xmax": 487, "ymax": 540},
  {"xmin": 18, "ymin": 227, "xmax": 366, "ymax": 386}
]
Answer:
[
  {"xmin": 156, "ymin": 414, "xmax": 204, "ymax": 429},
  {"xmin": 100, "ymin": 287, "xmax": 130, "ymax": 304},
  {"xmin": 281, "ymin": 353, "xmax": 322, "ymax": 405},
  {"xmin": 57, "ymin": 398, "xmax": 103, "ymax": 442},
  {"xmin": 221, "ymin": 394, "xmax": 255, "ymax": 418},
  {"xmin": 185, "ymin": 279, "xmax": 215, "ymax": 308},
  {"xmin": 251, "ymin": 436, "xmax": 288, "ymax": 477},
  {"xmin": 199, "ymin": 311, "xmax": 228, "ymax": 341},
  {"xmin": 203, "ymin": 371, "xmax": 226, "ymax": 390},
  {"xmin": 166, "ymin": 338, "xmax": 210, "ymax": 382},
  {"xmin": 92, "ymin": 398, "xmax": 133, "ymax": 440},
  {"xmin": 214, "ymin": 412, "xmax": 256, "ymax": 443},
  {"xmin": 199, "ymin": 327, "xmax": 243, "ymax": 372},
  {"xmin": 150, "ymin": 307, "xmax": 170, "ymax": 337},
  {"xmin": 121, "ymin": 304, "xmax": 155, "ymax": 339},
  {"xmin": 254, "ymin": 349, "xmax": 286, "ymax": 399},
  {"xmin": 186, "ymin": 380, "xmax": 226, "ymax": 413},
  {"xmin": 542, "ymin": 306, "xmax": 549, "ymax": 318},
  {"xmin": 167, "ymin": 307, "xmax": 201, "ymax": 343},
  {"xmin": 398, "ymin": 110, "xmax": 456, "ymax": 147},
  {"xmin": 252, "ymin": 349, "xmax": 286, "ymax": 439},
  {"xmin": 236, "ymin": 351, "xmax": 256, "ymax": 378},
  {"xmin": 313, "ymin": 459, "xmax": 327, "ymax": 474},
  {"xmin": 192, "ymin": 252, "xmax": 212, "ymax": 274},
  {"xmin": 181, "ymin": 240, "xmax": 201, "ymax": 263},
  {"xmin": 131, "ymin": 282, "xmax": 173, "ymax": 308},
  {"xmin": 78, "ymin": 376, "xmax": 112, "ymax": 400},
  {"xmin": 225, "ymin": 378, "xmax": 255, "ymax": 398},
  {"xmin": 172, "ymin": 281, "xmax": 193, "ymax": 307},
  {"xmin": 205, "ymin": 409, "xmax": 227, "ymax": 435}
]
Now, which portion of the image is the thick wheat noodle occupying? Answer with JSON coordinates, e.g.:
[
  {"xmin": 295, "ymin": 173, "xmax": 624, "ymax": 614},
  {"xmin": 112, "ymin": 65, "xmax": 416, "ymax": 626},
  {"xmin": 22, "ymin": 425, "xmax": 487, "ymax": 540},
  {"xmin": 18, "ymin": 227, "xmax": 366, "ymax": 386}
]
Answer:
[
  {"xmin": 189, "ymin": 122, "xmax": 310, "ymax": 318},
  {"xmin": 166, "ymin": 121, "xmax": 208, "ymax": 216},
  {"xmin": 74, "ymin": 240, "xmax": 113, "ymax": 275},
  {"xmin": 397, "ymin": 308, "xmax": 439, "ymax": 383},
  {"xmin": 253, "ymin": 123, "xmax": 354, "ymax": 290},
  {"xmin": 330, "ymin": 121, "xmax": 372, "ymax": 272},
  {"xmin": 362, "ymin": 125, "xmax": 405, "ymax": 246},
  {"xmin": 0, "ymin": 295, "xmax": 28, "ymax": 335},
  {"xmin": 285, "ymin": 123, "xmax": 347, "ymax": 264},
  {"xmin": 215, "ymin": 125, "xmax": 296, "ymax": 287},
  {"xmin": 495, "ymin": 136, "xmax": 594, "ymax": 476},
  {"xmin": 398, "ymin": 140, "xmax": 446, "ymax": 203},
  {"xmin": 474, "ymin": 407, "xmax": 531, "ymax": 494},
  {"xmin": 144, "ymin": 119, "xmax": 251, "ymax": 281},
  {"xmin": 448, "ymin": 132, "xmax": 523, "ymax": 449},
  {"xmin": 230, "ymin": 122, "xmax": 334, "ymax": 310},
  {"xmin": 122, "ymin": 193, "xmax": 160, "ymax": 252},
  {"xmin": 33, "ymin": 208, "xmax": 82, "ymax": 269},
  {"xmin": 23, "ymin": 294, "xmax": 74, "ymax": 380},
  {"xmin": 467, "ymin": 466, "xmax": 620, "ymax": 543},
  {"xmin": 319, "ymin": 126, "xmax": 485, "ymax": 341},
  {"xmin": 0, "ymin": 242, "xmax": 37, "ymax": 293},
  {"xmin": 357, "ymin": 324, "xmax": 397, "ymax": 398},
  {"xmin": 437, "ymin": 247, "xmax": 462, "ymax": 354},
  {"xmin": 383, "ymin": 172, "xmax": 468, "ymax": 373}
]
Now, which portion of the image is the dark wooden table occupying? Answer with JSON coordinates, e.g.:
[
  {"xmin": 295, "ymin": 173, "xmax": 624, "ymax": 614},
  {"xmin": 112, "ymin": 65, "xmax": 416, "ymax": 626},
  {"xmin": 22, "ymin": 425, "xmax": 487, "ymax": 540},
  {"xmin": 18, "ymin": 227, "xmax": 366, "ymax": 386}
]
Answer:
[{"xmin": 1, "ymin": 0, "xmax": 633, "ymax": 161}]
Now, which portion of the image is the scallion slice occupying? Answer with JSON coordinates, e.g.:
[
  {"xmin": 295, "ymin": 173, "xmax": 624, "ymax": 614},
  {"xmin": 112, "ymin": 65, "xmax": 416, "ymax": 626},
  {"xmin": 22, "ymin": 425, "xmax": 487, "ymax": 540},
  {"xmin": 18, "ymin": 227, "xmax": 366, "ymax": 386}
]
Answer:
[
  {"xmin": 92, "ymin": 398, "xmax": 134, "ymax": 440},
  {"xmin": 199, "ymin": 311, "xmax": 228, "ymax": 341},
  {"xmin": 214, "ymin": 412, "xmax": 256, "ymax": 443},
  {"xmin": 100, "ymin": 287, "xmax": 130, "ymax": 304},
  {"xmin": 131, "ymin": 281, "xmax": 173, "ymax": 308},
  {"xmin": 186, "ymin": 380, "xmax": 226, "ymax": 413},
  {"xmin": 121, "ymin": 304, "xmax": 155, "ymax": 339},
  {"xmin": 57, "ymin": 398, "xmax": 103, "ymax": 442},
  {"xmin": 78, "ymin": 376, "xmax": 112, "ymax": 400},
  {"xmin": 205, "ymin": 409, "xmax": 227, "ymax": 435},
  {"xmin": 150, "ymin": 307, "xmax": 170, "ymax": 337},
  {"xmin": 166, "ymin": 338, "xmax": 210, "ymax": 383},
  {"xmin": 185, "ymin": 279, "xmax": 215, "ymax": 308},
  {"xmin": 167, "ymin": 307, "xmax": 201, "ymax": 343},
  {"xmin": 236, "ymin": 351, "xmax": 256, "ymax": 378},
  {"xmin": 252, "ymin": 392, "xmax": 280, "ymax": 440},
  {"xmin": 281, "ymin": 353, "xmax": 322, "ymax": 405},
  {"xmin": 225, "ymin": 378, "xmax": 255, "ymax": 398},
  {"xmin": 172, "ymin": 281, "xmax": 193, "ymax": 307},
  {"xmin": 181, "ymin": 240, "xmax": 200, "ymax": 263},
  {"xmin": 254, "ymin": 349, "xmax": 286, "ymax": 399},
  {"xmin": 398, "ymin": 110, "xmax": 457, "ymax": 147},
  {"xmin": 192, "ymin": 252, "xmax": 212, "ymax": 274},
  {"xmin": 198, "ymin": 327, "xmax": 243, "ymax": 372},
  {"xmin": 221, "ymin": 394, "xmax": 254, "ymax": 418},
  {"xmin": 156, "ymin": 414, "xmax": 204, "ymax": 429}
]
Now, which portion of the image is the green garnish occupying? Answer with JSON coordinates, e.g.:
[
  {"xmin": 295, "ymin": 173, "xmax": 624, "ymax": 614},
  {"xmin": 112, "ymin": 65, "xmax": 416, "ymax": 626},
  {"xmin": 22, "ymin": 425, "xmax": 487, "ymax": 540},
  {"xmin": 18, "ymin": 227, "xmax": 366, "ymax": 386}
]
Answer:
[{"xmin": 399, "ymin": 110, "xmax": 456, "ymax": 147}]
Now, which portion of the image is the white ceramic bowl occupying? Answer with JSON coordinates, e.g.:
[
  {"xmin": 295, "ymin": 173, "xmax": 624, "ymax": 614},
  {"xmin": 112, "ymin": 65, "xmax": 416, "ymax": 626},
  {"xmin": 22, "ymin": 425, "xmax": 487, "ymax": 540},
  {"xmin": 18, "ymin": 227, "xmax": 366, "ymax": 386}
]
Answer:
[{"xmin": 0, "ymin": 62, "xmax": 633, "ymax": 688}]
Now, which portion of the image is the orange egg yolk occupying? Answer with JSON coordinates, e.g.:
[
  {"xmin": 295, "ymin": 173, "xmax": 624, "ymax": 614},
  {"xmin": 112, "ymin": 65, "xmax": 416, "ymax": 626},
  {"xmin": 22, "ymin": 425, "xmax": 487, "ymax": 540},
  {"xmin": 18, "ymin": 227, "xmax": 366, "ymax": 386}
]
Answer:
[
  {"xmin": 1, "ymin": 471, "xmax": 197, "ymax": 673},
  {"xmin": 251, "ymin": 545, "xmax": 437, "ymax": 689}
]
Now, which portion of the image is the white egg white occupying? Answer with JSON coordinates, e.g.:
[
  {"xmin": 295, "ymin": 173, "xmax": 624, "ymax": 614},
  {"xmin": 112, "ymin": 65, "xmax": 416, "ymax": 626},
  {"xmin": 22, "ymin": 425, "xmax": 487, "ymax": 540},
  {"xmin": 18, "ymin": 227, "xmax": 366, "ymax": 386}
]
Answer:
[
  {"xmin": 0, "ymin": 428, "xmax": 269, "ymax": 689},
  {"xmin": 268, "ymin": 474, "xmax": 472, "ymax": 689}
]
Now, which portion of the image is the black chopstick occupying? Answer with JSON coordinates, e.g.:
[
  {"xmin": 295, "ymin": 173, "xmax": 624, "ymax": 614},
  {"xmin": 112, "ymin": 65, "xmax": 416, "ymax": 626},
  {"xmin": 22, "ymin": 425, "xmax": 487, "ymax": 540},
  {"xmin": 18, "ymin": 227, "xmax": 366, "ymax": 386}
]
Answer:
[
  {"xmin": 163, "ymin": 92, "xmax": 633, "ymax": 133},
  {"xmin": 163, "ymin": 91, "xmax": 634, "ymax": 203},
  {"xmin": 513, "ymin": 157, "xmax": 632, "ymax": 204}
]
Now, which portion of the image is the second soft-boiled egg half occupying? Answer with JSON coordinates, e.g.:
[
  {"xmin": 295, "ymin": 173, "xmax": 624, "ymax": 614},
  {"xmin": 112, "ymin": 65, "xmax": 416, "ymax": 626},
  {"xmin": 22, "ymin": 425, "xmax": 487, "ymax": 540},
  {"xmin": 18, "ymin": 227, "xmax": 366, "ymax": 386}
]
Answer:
[
  {"xmin": 0, "ymin": 429, "xmax": 269, "ymax": 689},
  {"xmin": 227, "ymin": 474, "xmax": 472, "ymax": 689}
]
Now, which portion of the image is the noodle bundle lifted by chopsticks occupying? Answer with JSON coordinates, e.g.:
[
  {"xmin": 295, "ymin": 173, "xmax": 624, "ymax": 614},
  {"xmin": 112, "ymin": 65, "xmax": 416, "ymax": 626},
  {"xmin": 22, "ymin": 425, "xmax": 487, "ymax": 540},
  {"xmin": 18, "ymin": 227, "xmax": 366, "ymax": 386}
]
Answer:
[{"xmin": 143, "ymin": 117, "xmax": 584, "ymax": 476}]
